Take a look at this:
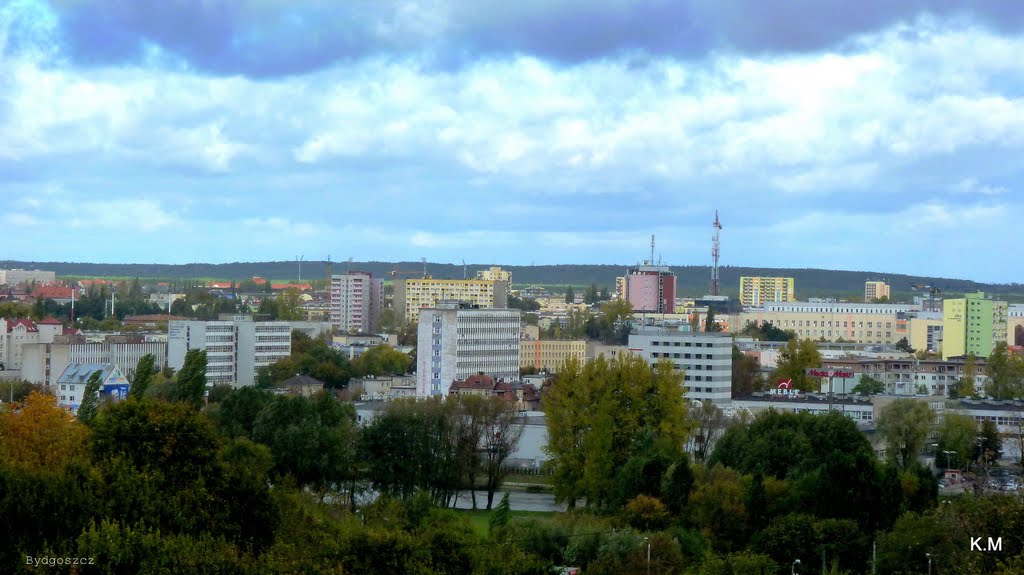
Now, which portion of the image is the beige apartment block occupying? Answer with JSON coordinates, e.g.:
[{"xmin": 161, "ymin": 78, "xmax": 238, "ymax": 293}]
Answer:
[
  {"xmin": 739, "ymin": 277, "xmax": 795, "ymax": 307},
  {"xmin": 740, "ymin": 302, "xmax": 917, "ymax": 345},
  {"xmin": 865, "ymin": 281, "xmax": 891, "ymax": 302},
  {"xmin": 394, "ymin": 278, "xmax": 508, "ymax": 323},
  {"xmin": 520, "ymin": 340, "xmax": 587, "ymax": 373}
]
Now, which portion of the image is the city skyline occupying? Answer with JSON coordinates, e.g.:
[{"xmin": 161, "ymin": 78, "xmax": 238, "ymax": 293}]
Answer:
[{"xmin": 1, "ymin": 1, "xmax": 1023, "ymax": 282}]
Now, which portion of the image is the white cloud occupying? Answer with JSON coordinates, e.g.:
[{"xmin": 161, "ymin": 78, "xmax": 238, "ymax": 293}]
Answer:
[{"xmin": 948, "ymin": 177, "xmax": 1008, "ymax": 196}]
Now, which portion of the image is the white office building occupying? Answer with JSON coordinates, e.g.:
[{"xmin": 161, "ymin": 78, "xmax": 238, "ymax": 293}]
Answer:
[
  {"xmin": 416, "ymin": 302, "xmax": 520, "ymax": 397},
  {"xmin": 627, "ymin": 328, "xmax": 733, "ymax": 406},
  {"xmin": 329, "ymin": 272, "xmax": 383, "ymax": 334},
  {"xmin": 168, "ymin": 316, "xmax": 291, "ymax": 387},
  {"xmin": 0, "ymin": 269, "xmax": 56, "ymax": 285},
  {"xmin": 21, "ymin": 336, "xmax": 167, "ymax": 387}
]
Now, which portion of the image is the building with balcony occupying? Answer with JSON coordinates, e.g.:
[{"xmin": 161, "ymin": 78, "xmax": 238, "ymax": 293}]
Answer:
[
  {"xmin": 329, "ymin": 272, "xmax": 383, "ymax": 334},
  {"xmin": 623, "ymin": 265, "xmax": 676, "ymax": 313},
  {"xmin": 520, "ymin": 339, "xmax": 586, "ymax": 373},
  {"xmin": 942, "ymin": 292, "xmax": 1008, "ymax": 360},
  {"xmin": 739, "ymin": 276, "xmax": 795, "ymax": 307},
  {"xmin": 396, "ymin": 278, "xmax": 508, "ymax": 324},
  {"xmin": 740, "ymin": 301, "xmax": 919, "ymax": 345}
]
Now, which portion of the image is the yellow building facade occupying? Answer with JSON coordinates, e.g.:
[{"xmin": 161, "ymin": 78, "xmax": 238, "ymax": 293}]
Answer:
[
  {"xmin": 739, "ymin": 277, "xmax": 796, "ymax": 307},
  {"xmin": 394, "ymin": 278, "xmax": 508, "ymax": 323},
  {"xmin": 864, "ymin": 281, "xmax": 891, "ymax": 302},
  {"xmin": 740, "ymin": 302, "xmax": 916, "ymax": 345},
  {"xmin": 520, "ymin": 340, "xmax": 587, "ymax": 373}
]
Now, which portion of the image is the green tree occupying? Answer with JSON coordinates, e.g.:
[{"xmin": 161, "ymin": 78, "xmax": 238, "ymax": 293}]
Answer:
[
  {"xmin": 876, "ymin": 399, "xmax": 935, "ymax": 470},
  {"xmin": 276, "ymin": 287, "xmax": 304, "ymax": 321},
  {"xmin": 895, "ymin": 336, "xmax": 915, "ymax": 353},
  {"xmin": 851, "ymin": 374, "xmax": 885, "ymax": 395},
  {"xmin": 771, "ymin": 338, "xmax": 823, "ymax": 392},
  {"xmin": 542, "ymin": 355, "xmax": 691, "ymax": 509},
  {"xmin": 252, "ymin": 393, "xmax": 360, "ymax": 496},
  {"xmin": 731, "ymin": 345, "xmax": 763, "ymax": 396},
  {"xmin": 936, "ymin": 411, "xmax": 977, "ymax": 469},
  {"xmin": 585, "ymin": 283, "xmax": 599, "ymax": 304},
  {"xmin": 565, "ymin": 285, "xmax": 575, "ymax": 304},
  {"xmin": 129, "ymin": 354, "xmax": 156, "ymax": 401},
  {"xmin": 957, "ymin": 353, "xmax": 979, "ymax": 398},
  {"xmin": 174, "ymin": 349, "xmax": 207, "ymax": 409},
  {"xmin": 215, "ymin": 385, "xmax": 275, "ymax": 439},
  {"xmin": 352, "ymin": 345, "xmax": 413, "ymax": 377},
  {"xmin": 705, "ymin": 307, "xmax": 723, "ymax": 332},
  {"xmin": 985, "ymin": 342, "xmax": 1024, "ymax": 399},
  {"xmin": 77, "ymin": 370, "xmax": 104, "ymax": 425},
  {"xmin": 978, "ymin": 418, "xmax": 1002, "ymax": 467}
]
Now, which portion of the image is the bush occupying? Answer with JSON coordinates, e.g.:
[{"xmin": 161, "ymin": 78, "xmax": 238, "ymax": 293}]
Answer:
[{"xmin": 620, "ymin": 495, "xmax": 670, "ymax": 532}]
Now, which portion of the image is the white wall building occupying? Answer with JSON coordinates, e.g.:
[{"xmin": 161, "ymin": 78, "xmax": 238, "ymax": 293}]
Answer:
[
  {"xmin": 329, "ymin": 272, "xmax": 383, "ymax": 334},
  {"xmin": 22, "ymin": 336, "xmax": 167, "ymax": 387},
  {"xmin": 0, "ymin": 269, "xmax": 56, "ymax": 285},
  {"xmin": 168, "ymin": 316, "xmax": 291, "ymax": 387},
  {"xmin": 415, "ymin": 302, "xmax": 520, "ymax": 397},
  {"xmin": 627, "ymin": 328, "xmax": 733, "ymax": 405},
  {"xmin": 55, "ymin": 363, "xmax": 130, "ymax": 413},
  {"xmin": 0, "ymin": 318, "xmax": 64, "ymax": 373}
]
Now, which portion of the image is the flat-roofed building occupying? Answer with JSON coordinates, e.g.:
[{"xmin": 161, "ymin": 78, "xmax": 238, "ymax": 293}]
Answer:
[
  {"xmin": 865, "ymin": 280, "xmax": 891, "ymax": 302},
  {"xmin": 739, "ymin": 276, "xmax": 795, "ymax": 307},
  {"xmin": 740, "ymin": 301, "xmax": 918, "ymax": 345},
  {"xmin": 396, "ymin": 278, "xmax": 508, "ymax": 324},
  {"xmin": 627, "ymin": 328, "xmax": 732, "ymax": 405},
  {"xmin": 415, "ymin": 302, "xmax": 520, "ymax": 397},
  {"xmin": 520, "ymin": 340, "xmax": 586, "ymax": 373}
]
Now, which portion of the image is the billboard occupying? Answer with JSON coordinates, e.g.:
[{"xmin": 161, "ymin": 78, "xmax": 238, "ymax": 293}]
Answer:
[{"xmin": 805, "ymin": 368, "xmax": 855, "ymax": 378}]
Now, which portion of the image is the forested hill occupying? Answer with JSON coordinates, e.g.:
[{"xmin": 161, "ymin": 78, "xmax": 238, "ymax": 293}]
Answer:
[{"xmin": 3, "ymin": 260, "xmax": 1020, "ymax": 299}]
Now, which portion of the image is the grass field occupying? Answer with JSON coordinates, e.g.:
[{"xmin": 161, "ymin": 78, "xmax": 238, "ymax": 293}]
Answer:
[{"xmin": 459, "ymin": 509, "xmax": 559, "ymax": 537}]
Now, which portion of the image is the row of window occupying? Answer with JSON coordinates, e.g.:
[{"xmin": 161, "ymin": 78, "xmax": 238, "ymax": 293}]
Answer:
[
  {"xmin": 651, "ymin": 352, "xmax": 720, "ymax": 360},
  {"xmin": 650, "ymin": 341, "xmax": 720, "ymax": 348}
]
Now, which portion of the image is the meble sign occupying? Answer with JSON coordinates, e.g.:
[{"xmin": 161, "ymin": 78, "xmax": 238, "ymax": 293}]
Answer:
[{"xmin": 805, "ymin": 368, "xmax": 854, "ymax": 378}]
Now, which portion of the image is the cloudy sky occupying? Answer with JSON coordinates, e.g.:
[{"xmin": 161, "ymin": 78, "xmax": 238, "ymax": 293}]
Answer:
[{"xmin": 1, "ymin": 1, "xmax": 1022, "ymax": 282}]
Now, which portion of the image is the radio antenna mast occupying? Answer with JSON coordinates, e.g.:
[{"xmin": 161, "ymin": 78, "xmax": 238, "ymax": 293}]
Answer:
[{"xmin": 711, "ymin": 211, "xmax": 722, "ymax": 296}]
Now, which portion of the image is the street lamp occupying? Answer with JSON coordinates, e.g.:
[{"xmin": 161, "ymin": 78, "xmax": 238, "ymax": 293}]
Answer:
[
  {"xmin": 644, "ymin": 537, "xmax": 651, "ymax": 575},
  {"xmin": 926, "ymin": 552, "xmax": 932, "ymax": 575},
  {"xmin": 792, "ymin": 558, "xmax": 801, "ymax": 575}
]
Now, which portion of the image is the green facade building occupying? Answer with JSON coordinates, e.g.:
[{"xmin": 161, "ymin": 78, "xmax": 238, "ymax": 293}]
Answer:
[{"xmin": 941, "ymin": 292, "xmax": 1008, "ymax": 359}]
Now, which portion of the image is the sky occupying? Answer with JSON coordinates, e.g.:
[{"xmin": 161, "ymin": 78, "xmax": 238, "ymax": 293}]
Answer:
[{"xmin": 1, "ymin": 1, "xmax": 1022, "ymax": 283}]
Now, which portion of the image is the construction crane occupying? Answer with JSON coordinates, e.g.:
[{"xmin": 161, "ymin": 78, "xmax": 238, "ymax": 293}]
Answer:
[{"xmin": 910, "ymin": 284, "xmax": 942, "ymax": 312}]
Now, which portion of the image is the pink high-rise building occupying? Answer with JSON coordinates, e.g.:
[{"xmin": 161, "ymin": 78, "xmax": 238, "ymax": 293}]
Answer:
[{"xmin": 624, "ymin": 266, "xmax": 676, "ymax": 314}]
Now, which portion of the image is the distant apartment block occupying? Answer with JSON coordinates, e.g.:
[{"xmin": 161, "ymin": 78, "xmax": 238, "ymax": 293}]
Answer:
[
  {"xmin": 1010, "ymin": 304, "xmax": 1024, "ymax": 346},
  {"xmin": 865, "ymin": 281, "xmax": 891, "ymax": 302},
  {"xmin": 21, "ymin": 335, "xmax": 167, "ymax": 387},
  {"xmin": 0, "ymin": 269, "xmax": 56, "ymax": 286},
  {"xmin": 395, "ymin": 278, "xmax": 508, "ymax": 324},
  {"xmin": 520, "ymin": 340, "xmax": 586, "ymax": 373},
  {"xmin": 907, "ymin": 312, "xmax": 943, "ymax": 354},
  {"xmin": 624, "ymin": 265, "xmax": 676, "ymax": 313},
  {"xmin": 415, "ymin": 302, "xmax": 520, "ymax": 397},
  {"xmin": 476, "ymin": 266, "xmax": 512, "ymax": 293},
  {"xmin": 942, "ymin": 292, "xmax": 1008, "ymax": 360},
  {"xmin": 739, "ymin": 276, "xmax": 795, "ymax": 307},
  {"xmin": 627, "ymin": 328, "xmax": 733, "ymax": 405},
  {"xmin": 615, "ymin": 276, "xmax": 627, "ymax": 301},
  {"xmin": 740, "ymin": 302, "xmax": 918, "ymax": 345},
  {"xmin": 329, "ymin": 272, "xmax": 383, "ymax": 334},
  {"xmin": 169, "ymin": 316, "xmax": 291, "ymax": 387}
]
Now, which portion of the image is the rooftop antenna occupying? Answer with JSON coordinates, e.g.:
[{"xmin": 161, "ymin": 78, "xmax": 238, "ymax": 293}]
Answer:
[
  {"xmin": 347, "ymin": 256, "xmax": 353, "ymax": 273},
  {"xmin": 421, "ymin": 257, "xmax": 427, "ymax": 278},
  {"xmin": 462, "ymin": 259, "xmax": 467, "ymax": 279},
  {"xmin": 297, "ymin": 255, "xmax": 304, "ymax": 282},
  {"xmin": 650, "ymin": 235, "xmax": 655, "ymax": 266},
  {"xmin": 711, "ymin": 210, "xmax": 722, "ymax": 296}
]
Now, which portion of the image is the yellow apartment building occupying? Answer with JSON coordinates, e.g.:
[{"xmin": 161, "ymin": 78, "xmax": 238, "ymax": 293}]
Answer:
[
  {"xmin": 394, "ymin": 278, "xmax": 508, "ymax": 323},
  {"xmin": 739, "ymin": 277, "xmax": 796, "ymax": 307},
  {"xmin": 520, "ymin": 339, "xmax": 587, "ymax": 373}
]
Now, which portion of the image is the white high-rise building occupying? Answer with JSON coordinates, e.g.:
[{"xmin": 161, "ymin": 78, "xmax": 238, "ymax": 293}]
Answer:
[
  {"xmin": 0, "ymin": 269, "xmax": 56, "ymax": 286},
  {"xmin": 416, "ymin": 302, "xmax": 520, "ymax": 397},
  {"xmin": 627, "ymin": 328, "xmax": 733, "ymax": 406},
  {"xmin": 168, "ymin": 316, "xmax": 291, "ymax": 387},
  {"xmin": 329, "ymin": 272, "xmax": 383, "ymax": 334}
]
